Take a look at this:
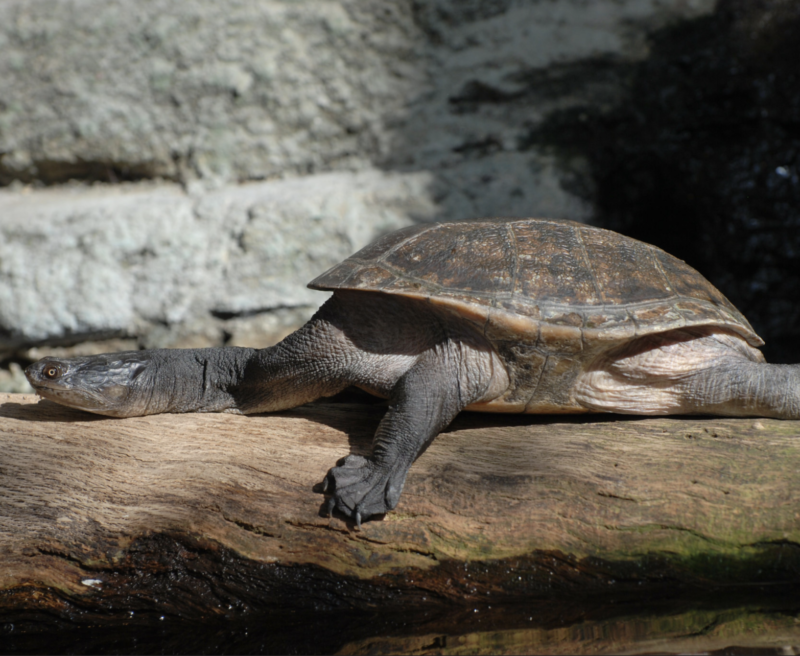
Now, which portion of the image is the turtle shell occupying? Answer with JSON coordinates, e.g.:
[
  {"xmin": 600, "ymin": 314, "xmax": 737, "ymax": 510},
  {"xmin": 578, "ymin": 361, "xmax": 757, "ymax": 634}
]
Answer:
[{"xmin": 309, "ymin": 218, "xmax": 762, "ymax": 348}]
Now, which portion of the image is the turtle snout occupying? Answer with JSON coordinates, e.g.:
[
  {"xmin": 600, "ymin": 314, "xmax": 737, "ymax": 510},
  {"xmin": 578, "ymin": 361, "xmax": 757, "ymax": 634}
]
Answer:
[{"xmin": 24, "ymin": 361, "xmax": 42, "ymax": 385}]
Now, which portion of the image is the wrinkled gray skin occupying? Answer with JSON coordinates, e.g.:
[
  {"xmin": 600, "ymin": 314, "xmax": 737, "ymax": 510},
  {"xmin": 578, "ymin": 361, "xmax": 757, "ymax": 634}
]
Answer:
[{"xmin": 25, "ymin": 291, "xmax": 800, "ymax": 526}]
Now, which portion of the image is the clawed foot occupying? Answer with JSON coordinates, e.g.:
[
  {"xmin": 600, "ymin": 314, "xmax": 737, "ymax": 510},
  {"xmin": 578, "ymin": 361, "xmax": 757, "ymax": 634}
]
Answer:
[{"xmin": 320, "ymin": 455, "xmax": 404, "ymax": 527}]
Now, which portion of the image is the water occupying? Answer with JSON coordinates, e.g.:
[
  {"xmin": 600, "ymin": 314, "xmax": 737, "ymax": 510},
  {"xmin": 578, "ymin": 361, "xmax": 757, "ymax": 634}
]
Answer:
[{"xmin": 2, "ymin": 590, "xmax": 799, "ymax": 654}]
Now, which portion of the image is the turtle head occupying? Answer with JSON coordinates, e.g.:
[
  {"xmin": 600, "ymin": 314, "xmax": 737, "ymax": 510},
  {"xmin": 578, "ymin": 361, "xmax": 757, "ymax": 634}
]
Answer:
[{"xmin": 25, "ymin": 351, "xmax": 154, "ymax": 417}]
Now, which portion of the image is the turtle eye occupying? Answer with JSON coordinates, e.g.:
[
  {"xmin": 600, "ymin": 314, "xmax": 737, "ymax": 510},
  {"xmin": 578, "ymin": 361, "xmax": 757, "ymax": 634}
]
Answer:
[{"xmin": 43, "ymin": 363, "xmax": 63, "ymax": 379}]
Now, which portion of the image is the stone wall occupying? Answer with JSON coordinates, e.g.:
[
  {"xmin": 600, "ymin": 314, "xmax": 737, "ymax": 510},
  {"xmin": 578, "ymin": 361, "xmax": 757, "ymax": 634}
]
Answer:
[{"xmin": 13, "ymin": 0, "xmax": 792, "ymax": 392}]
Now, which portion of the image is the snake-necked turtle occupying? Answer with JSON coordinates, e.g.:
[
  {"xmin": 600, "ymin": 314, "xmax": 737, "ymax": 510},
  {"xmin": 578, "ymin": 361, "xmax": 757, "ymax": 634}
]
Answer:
[{"xmin": 25, "ymin": 219, "xmax": 800, "ymax": 525}]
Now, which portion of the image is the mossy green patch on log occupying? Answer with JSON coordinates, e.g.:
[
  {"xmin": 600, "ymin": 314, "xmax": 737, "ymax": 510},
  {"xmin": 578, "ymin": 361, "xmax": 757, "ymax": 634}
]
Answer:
[{"xmin": 1, "ymin": 393, "xmax": 799, "ymax": 620}]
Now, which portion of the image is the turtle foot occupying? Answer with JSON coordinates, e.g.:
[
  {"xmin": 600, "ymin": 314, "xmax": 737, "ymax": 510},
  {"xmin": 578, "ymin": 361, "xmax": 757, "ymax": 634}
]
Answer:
[{"xmin": 320, "ymin": 455, "xmax": 403, "ymax": 526}]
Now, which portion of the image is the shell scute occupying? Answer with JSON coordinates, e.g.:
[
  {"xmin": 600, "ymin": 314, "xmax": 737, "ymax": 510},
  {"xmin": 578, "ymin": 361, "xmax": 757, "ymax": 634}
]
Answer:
[
  {"xmin": 653, "ymin": 249, "xmax": 733, "ymax": 307},
  {"xmin": 512, "ymin": 221, "xmax": 601, "ymax": 306},
  {"xmin": 344, "ymin": 265, "xmax": 396, "ymax": 289},
  {"xmin": 383, "ymin": 222, "xmax": 516, "ymax": 295},
  {"xmin": 579, "ymin": 227, "xmax": 674, "ymax": 305}
]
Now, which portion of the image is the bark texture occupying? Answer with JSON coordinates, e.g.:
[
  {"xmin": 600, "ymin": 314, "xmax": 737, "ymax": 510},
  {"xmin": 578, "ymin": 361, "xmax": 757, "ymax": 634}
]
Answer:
[{"xmin": 1, "ymin": 393, "xmax": 799, "ymax": 623}]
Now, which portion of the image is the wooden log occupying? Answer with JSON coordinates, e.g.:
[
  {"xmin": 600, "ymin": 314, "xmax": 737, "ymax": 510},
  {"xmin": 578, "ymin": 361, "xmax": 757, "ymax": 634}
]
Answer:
[{"xmin": 1, "ymin": 392, "xmax": 799, "ymax": 625}]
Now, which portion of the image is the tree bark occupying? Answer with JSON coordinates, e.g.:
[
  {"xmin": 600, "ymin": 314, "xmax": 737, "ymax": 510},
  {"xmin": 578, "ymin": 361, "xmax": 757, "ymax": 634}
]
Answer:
[{"xmin": 1, "ymin": 393, "xmax": 799, "ymax": 623}]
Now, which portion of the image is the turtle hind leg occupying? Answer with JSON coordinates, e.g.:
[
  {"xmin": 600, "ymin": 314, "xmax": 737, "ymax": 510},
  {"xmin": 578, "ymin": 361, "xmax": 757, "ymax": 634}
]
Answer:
[
  {"xmin": 575, "ymin": 328, "xmax": 800, "ymax": 419},
  {"xmin": 680, "ymin": 358, "xmax": 800, "ymax": 419},
  {"xmin": 321, "ymin": 337, "xmax": 497, "ymax": 525}
]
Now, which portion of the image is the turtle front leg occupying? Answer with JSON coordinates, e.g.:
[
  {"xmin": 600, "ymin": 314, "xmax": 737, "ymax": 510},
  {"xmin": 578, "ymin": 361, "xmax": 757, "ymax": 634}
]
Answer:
[{"xmin": 320, "ymin": 340, "xmax": 493, "ymax": 526}]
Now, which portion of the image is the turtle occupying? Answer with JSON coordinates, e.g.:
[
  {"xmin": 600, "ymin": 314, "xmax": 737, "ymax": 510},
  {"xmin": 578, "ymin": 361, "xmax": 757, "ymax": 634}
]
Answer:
[{"xmin": 25, "ymin": 218, "xmax": 800, "ymax": 525}]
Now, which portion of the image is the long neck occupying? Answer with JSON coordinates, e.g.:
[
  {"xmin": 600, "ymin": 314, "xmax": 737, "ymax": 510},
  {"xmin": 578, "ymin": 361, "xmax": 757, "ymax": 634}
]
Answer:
[
  {"xmin": 142, "ymin": 347, "xmax": 258, "ymax": 414},
  {"xmin": 141, "ymin": 316, "xmax": 350, "ymax": 415}
]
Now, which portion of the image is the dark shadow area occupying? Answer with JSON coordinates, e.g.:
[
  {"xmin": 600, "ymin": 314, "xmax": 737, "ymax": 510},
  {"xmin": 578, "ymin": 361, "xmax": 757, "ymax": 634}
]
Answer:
[
  {"xmin": 523, "ymin": 0, "xmax": 800, "ymax": 363},
  {"xmin": 0, "ymin": 158, "xmax": 175, "ymax": 187},
  {"xmin": 0, "ymin": 399, "xmax": 107, "ymax": 423},
  {"xmin": 302, "ymin": 395, "xmax": 734, "ymax": 437}
]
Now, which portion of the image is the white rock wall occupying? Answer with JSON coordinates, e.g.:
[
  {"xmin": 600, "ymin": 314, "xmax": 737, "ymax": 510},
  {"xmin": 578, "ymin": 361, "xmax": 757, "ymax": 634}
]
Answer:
[
  {"xmin": 0, "ymin": 171, "xmax": 436, "ymax": 350},
  {"xmin": 0, "ymin": 0, "xmax": 717, "ymax": 364},
  {"xmin": 0, "ymin": 0, "xmax": 422, "ymax": 184}
]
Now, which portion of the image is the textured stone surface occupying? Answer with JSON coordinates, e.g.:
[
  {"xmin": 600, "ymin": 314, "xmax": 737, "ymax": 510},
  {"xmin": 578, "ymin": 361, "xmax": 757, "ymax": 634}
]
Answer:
[
  {"xmin": 390, "ymin": 0, "xmax": 715, "ymax": 221},
  {"xmin": 0, "ymin": 0, "xmax": 422, "ymax": 185},
  {"xmin": 0, "ymin": 0, "xmax": 713, "ymax": 191},
  {"xmin": 0, "ymin": 171, "xmax": 436, "ymax": 353},
  {"xmin": 0, "ymin": 0, "xmax": 721, "ymax": 363}
]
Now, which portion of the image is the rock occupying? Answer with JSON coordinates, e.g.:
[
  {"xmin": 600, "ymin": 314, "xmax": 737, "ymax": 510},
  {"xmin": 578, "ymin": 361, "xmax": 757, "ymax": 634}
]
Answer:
[
  {"xmin": 391, "ymin": 0, "xmax": 716, "ymax": 221},
  {"xmin": 0, "ymin": 0, "xmax": 731, "ymax": 352},
  {"xmin": 0, "ymin": 363, "xmax": 30, "ymax": 394},
  {"xmin": 0, "ymin": 1, "xmax": 714, "ymax": 190},
  {"xmin": 0, "ymin": 0, "xmax": 422, "ymax": 185},
  {"xmin": 0, "ymin": 171, "xmax": 436, "ymax": 352}
]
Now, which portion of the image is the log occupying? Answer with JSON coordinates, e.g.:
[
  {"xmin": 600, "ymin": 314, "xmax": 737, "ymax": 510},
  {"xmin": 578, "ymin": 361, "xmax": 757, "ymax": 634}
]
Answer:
[{"xmin": 1, "ymin": 392, "xmax": 799, "ymax": 629}]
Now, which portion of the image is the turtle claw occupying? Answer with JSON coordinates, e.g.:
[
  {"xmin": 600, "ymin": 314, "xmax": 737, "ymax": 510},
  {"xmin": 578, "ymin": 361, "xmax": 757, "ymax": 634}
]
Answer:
[
  {"xmin": 325, "ymin": 495, "xmax": 336, "ymax": 518},
  {"xmin": 318, "ymin": 454, "xmax": 405, "ymax": 526}
]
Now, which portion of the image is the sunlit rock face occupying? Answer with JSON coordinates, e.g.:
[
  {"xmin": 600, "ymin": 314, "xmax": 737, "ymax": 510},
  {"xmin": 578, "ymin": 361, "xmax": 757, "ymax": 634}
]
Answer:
[
  {"xmin": 3, "ymin": 0, "xmax": 798, "ymax": 365},
  {"xmin": 0, "ymin": 0, "xmax": 716, "ymax": 357},
  {"xmin": 0, "ymin": 171, "xmax": 437, "ymax": 354},
  {"xmin": 526, "ymin": 0, "xmax": 800, "ymax": 363}
]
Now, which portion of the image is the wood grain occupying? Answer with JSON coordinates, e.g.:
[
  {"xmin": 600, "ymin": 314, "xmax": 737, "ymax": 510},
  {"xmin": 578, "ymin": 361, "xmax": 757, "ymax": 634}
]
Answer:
[{"xmin": 1, "ymin": 392, "xmax": 799, "ymax": 621}]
